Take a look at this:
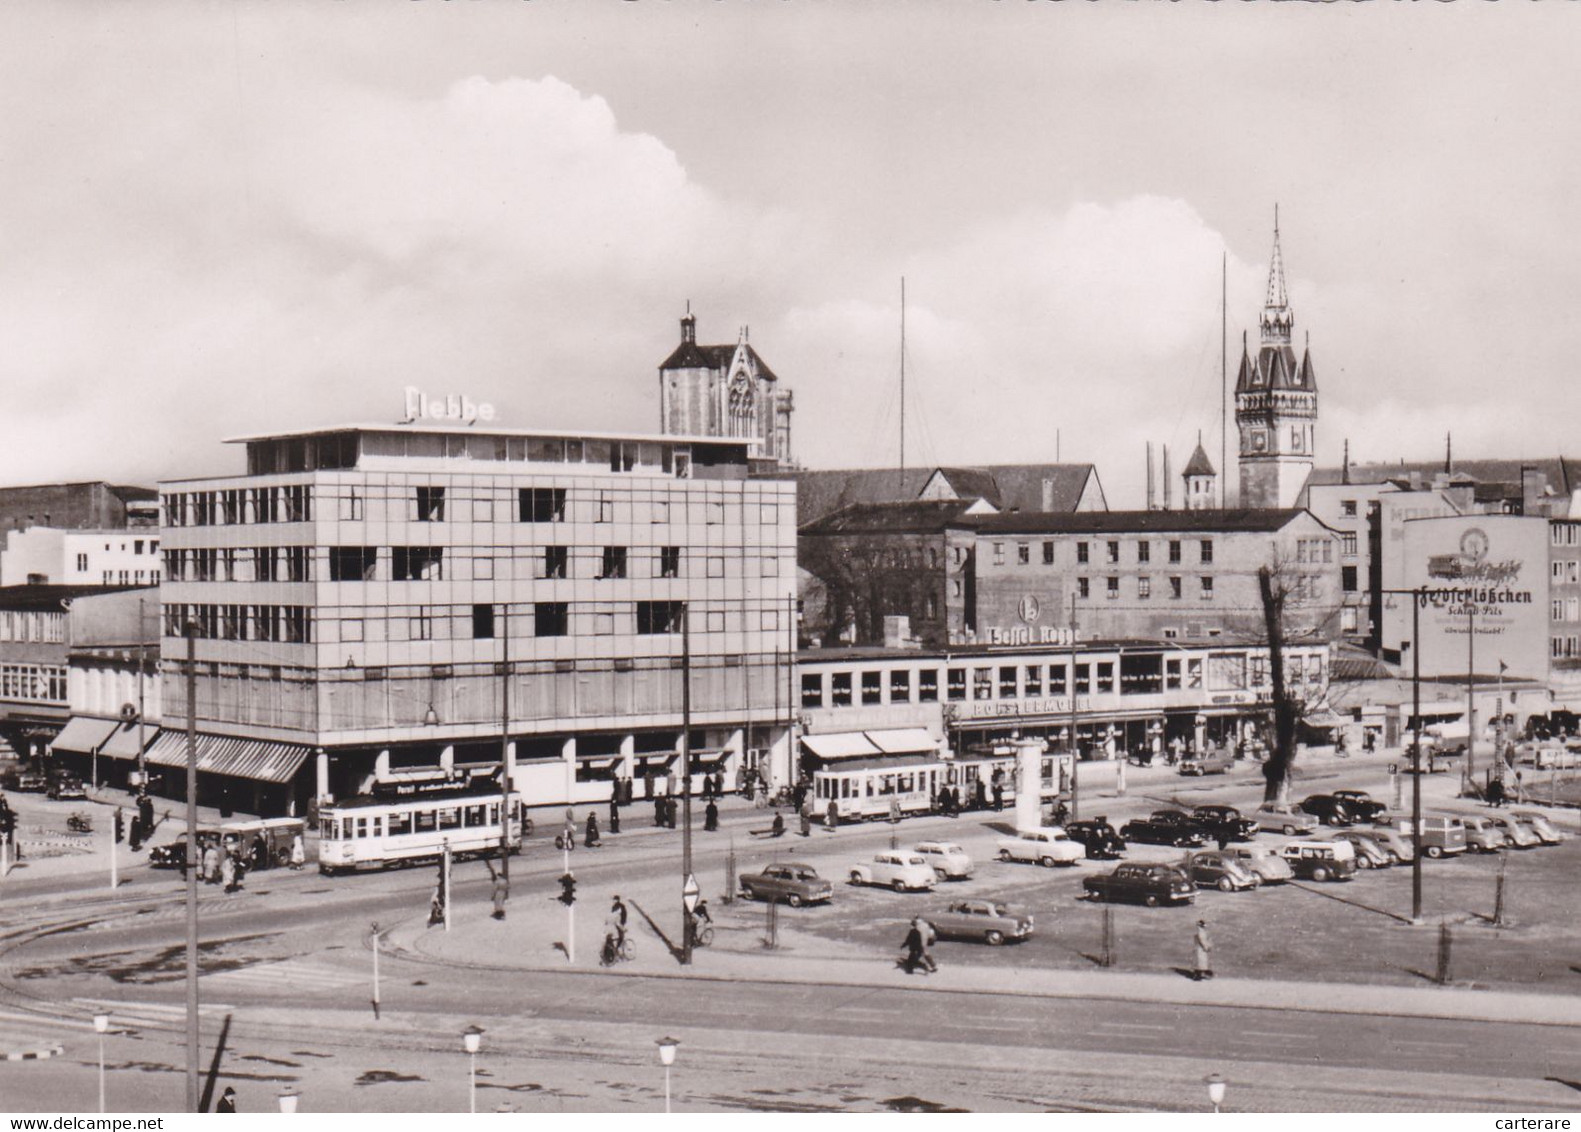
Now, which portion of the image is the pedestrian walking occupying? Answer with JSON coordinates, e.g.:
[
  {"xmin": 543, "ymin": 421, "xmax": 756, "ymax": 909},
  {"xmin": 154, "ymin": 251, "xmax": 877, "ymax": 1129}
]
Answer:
[
  {"xmin": 608, "ymin": 795, "xmax": 621, "ymax": 835},
  {"xmin": 220, "ymin": 851, "xmax": 237, "ymax": 893},
  {"xmin": 1215, "ymin": 829, "xmax": 1229, "ymax": 851},
  {"xmin": 799, "ymin": 809, "xmax": 811, "ymax": 837},
  {"xmin": 901, "ymin": 918, "xmax": 925, "ymax": 975},
  {"xmin": 289, "ymin": 833, "xmax": 305, "ymax": 870},
  {"xmin": 666, "ymin": 795, "xmax": 679, "ymax": 829},
  {"xmin": 826, "ymin": 799, "xmax": 839, "ymax": 831},
  {"xmin": 585, "ymin": 812, "xmax": 601, "ymax": 848},
  {"xmin": 771, "ymin": 811, "xmax": 785, "ymax": 838},
  {"xmin": 992, "ymin": 782, "xmax": 1004, "ymax": 812},
  {"xmin": 216, "ymin": 1087, "xmax": 238, "ymax": 1113},
  {"xmin": 1193, "ymin": 920, "xmax": 1214, "ymax": 981},
  {"xmin": 251, "ymin": 835, "xmax": 268, "ymax": 873},
  {"xmin": 974, "ymin": 780, "xmax": 987, "ymax": 811},
  {"xmin": 704, "ymin": 799, "xmax": 719, "ymax": 832},
  {"xmin": 654, "ymin": 795, "xmax": 666, "ymax": 828},
  {"xmin": 947, "ymin": 787, "xmax": 960, "ymax": 818},
  {"xmin": 935, "ymin": 783, "xmax": 949, "ymax": 815},
  {"xmin": 919, "ymin": 917, "xmax": 938, "ymax": 973},
  {"xmin": 490, "ymin": 862, "xmax": 509, "ymax": 921},
  {"xmin": 1487, "ymin": 777, "xmax": 1507, "ymax": 808},
  {"xmin": 203, "ymin": 843, "xmax": 221, "ymax": 885}
]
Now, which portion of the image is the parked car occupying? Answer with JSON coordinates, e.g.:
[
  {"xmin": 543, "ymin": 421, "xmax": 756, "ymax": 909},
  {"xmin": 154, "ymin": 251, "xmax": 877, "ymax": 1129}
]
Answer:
[
  {"xmin": 1083, "ymin": 862, "xmax": 1196, "ymax": 906},
  {"xmin": 1179, "ymin": 748, "xmax": 1235, "ymax": 776},
  {"xmin": 1378, "ymin": 815, "xmax": 1467, "ymax": 858},
  {"xmin": 1459, "ymin": 815, "xmax": 1508, "ymax": 853},
  {"xmin": 12, "ymin": 769, "xmax": 47, "ymax": 793},
  {"xmin": 147, "ymin": 829, "xmax": 221, "ymax": 870},
  {"xmin": 1063, "ymin": 819, "xmax": 1126, "ymax": 859},
  {"xmin": 997, "ymin": 828, "xmax": 1085, "ymax": 867},
  {"xmin": 1251, "ymin": 804, "xmax": 1320, "ymax": 836},
  {"xmin": 849, "ymin": 851, "xmax": 938, "ymax": 892},
  {"xmin": 1364, "ymin": 825, "xmax": 1415, "ymax": 863},
  {"xmin": 1510, "ymin": 810, "xmax": 1565, "ymax": 845},
  {"xmin": 1331, "ymin": 790, "xmax": 1390, "ymax": 822},
  {"xmin": 1483, "ymin": 814, "xmax": 1540, "ymax": 849},
  {"xmin": 48, "ymin": 776, "xmax": 88, "ymax": 802},
  {"xmin": 1185, "ymin": 850, "xmax": 1260, "ymax": 892},
  {"xmin": 1298, "ymin": 794, "xmax": 1356, "ymax": 826},
  {"xmin": 1329, "ymin": 830, "xmax": 1393, "ymax": 869},
  {"xmin": 1224, "ymin": 843, "xmax": 1294, "ymax": 884},
  {"xmin": 1188, "ymin": 805, "xmax": 1259, "ymax": 843},
  {"xmin": 1279, "ymin": 839, "xmax": 1357, "ymax": 881},
  {"xmin": 926, "ymin": 900, "xmax": 1034, "ymax": 945},
  {"xmin": 1119, "ymin": 813, "xmax": 1207, "ymax": 848},
  {"xmin": 912, "ymin": 841, "xmax": 974, "ymax": 880},
  {"xmin": 740, "ymin": 862, "xmax": 834, "ymax": 907}
]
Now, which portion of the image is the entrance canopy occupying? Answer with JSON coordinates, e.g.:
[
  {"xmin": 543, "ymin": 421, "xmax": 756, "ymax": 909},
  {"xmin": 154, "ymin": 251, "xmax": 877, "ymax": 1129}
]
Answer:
[
  {"xmin": 865, "ymin": 728, "xmax": 942, "ymax": 756},
  {"xmin": 51, "ymin": 716, "xmax": 117, "ymax": 756}
]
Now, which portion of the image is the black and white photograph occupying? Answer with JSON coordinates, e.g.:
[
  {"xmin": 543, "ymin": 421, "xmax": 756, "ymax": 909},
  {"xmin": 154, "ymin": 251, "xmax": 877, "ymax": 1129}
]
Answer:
[{"xmin": 2, "ymin": 1, "xmax": 1581, "ymax": 1120}]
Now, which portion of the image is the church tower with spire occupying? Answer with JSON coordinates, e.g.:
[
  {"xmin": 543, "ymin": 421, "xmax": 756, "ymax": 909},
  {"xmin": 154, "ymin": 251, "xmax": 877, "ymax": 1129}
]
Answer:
[{"xmin": 1235, "ymin": 211, "xmax": 1317, "ymax": 508}]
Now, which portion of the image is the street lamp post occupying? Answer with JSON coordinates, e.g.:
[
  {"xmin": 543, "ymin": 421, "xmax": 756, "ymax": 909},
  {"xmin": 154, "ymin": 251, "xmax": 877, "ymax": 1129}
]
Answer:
[
  {"xmin": 1381, "ymin": 587, "xmax": 1427, "ymax": 924},
  {"xmin": 656, "ymin": 1036, "xmax": 680, "ymax": 1113},
  {"xmin": 1205, "ymin": 1073, "xmax": 1227, "ymax": 1113},
  {"xmin": 462, "ymin": 1025, "xmax": 484, "ymax": 1114},
  {"xmin": 93, "ymin": 1011, "xmax": 110, "ymax": 1113}
]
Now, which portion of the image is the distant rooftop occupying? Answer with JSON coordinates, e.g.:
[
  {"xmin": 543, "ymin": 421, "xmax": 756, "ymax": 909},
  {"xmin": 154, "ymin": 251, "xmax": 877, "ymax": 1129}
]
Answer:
[{"xmin": 976, "ymin": 508, "xmax": 1313, "ymax": 536}]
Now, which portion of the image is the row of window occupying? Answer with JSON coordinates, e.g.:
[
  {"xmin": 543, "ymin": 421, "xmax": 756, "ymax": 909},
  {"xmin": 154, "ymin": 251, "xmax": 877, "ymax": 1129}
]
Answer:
[
  {"xmin": 163, "ymin": 601, "xmax": 783, "ymax": 643},
  {"xmin": 993, "ymin": 538, "xmax": 1216, "ymax": 568},
  {"xmin": 0, "ymin": 663, "xmax": 68, "ymax": 704},
  {"xmin": 800, "ymin": 653, "xmax": 1325, "ymax": 709},
  {"xmin": 247, "ymin": 431, "xmax": 706, "ymax": 477},
  {"xmin": 1553, "ymin": 560, "xmax": 1581, "ymax": 585},
  {"xmin": 1553, "ymin": 635, "xmax": 1581, "ymax": 659},
  {"xmin": 1075, "ymin": 576, "xmax": 1213, "ymax": 600},
  {"xmin": 0, "ymin": 610, "xmax": 66, "ymax": 644},
  {"xmin": 1552, "ymin": 524, "xmax": 1581, "ymax": 546},
  {"xmin": 164, "ymin": 544, "xmax": 784, "ymax": 585},
  {"xmin": 1553, "ymin": 598, "xmax": 1581, "ymax": 623},
  {"xmin": 164, "ymin": 484, "xmax": 782, "ymax": 529}
]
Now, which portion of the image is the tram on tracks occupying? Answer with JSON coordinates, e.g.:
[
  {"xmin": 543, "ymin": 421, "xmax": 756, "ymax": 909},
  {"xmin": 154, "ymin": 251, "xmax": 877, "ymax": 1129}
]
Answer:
[{"xmin": 317, "ymin": 788, "xmax": 525, "ymax": 874}]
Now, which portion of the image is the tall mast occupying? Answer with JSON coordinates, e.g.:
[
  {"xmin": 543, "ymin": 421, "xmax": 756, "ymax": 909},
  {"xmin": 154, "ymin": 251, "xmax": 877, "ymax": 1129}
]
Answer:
[
  {"xmin": 899, "ymin": 277, "xmax": 906, "ymax": 493},
  {"xmin": 1221, "ymin": 250, "xmax": 1227, "ymax": 509}
]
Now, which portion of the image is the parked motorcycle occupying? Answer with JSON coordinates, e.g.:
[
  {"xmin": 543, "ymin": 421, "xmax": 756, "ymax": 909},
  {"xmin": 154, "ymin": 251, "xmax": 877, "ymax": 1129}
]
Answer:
[{"xmin": 67, "ymin": 812, "xmax": 93, "ymax": 834}]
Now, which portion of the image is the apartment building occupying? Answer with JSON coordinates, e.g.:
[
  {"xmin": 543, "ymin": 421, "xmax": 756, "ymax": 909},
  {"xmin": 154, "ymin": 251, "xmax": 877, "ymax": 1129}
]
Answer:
[
  {"xmin": 158, "ymin": 421, "xmax": 797, "ymax": 813},
  {"xmin": 1, "ymin": 527, "xmax": 163, "ymax": 587}
]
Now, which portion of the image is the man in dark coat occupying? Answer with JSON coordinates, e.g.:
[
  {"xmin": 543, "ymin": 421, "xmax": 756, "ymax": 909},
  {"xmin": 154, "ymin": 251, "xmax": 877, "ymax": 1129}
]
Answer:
[
  {"xmin": 704, "ymin": 800, "xmax": 719, "ymax": 832},
  {"xmin": 608, "ymin": 794, "xmax": 621, "ymax": 835},
  {"xmin": 901, "ymin": 919, "xmax": 925, "ymax": 975}
]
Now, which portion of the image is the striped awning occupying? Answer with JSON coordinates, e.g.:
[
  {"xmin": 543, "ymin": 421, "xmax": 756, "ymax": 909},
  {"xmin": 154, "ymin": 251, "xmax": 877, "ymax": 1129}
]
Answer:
[
  {"xmin": 864, "ymin": 728, "xmax": 942, "ymax": 756},
  {"xmin": 50, "ymin": 716, "xmax": 118, "ymax": 756},
  {"xmin": 145, "ymin": 729, "xmax": 311, "ymax": 785}
]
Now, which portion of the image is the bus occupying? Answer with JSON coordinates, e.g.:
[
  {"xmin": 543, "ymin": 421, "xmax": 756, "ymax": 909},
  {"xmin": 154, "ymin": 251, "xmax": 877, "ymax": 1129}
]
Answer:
[{"xmin": 318, "ymin": 790, "xmax": 525, "ymax": 874}]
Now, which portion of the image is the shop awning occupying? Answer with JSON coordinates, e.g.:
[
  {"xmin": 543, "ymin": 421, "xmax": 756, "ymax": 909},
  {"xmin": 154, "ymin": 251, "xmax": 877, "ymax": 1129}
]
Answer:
[
  {"xmin": 100, "ymin": 722, "xmax": 153, "ymax": 761},
  {"xmin": 145, "ymin": 730, "xmax": 311, "ymax": 785},
  {"xmin": 800, "ymin": 732, "xmax": 880, "ymax": 761},
  {"xmin": 864, "ymin": 728, "xmax": 941, "ymax": 756},
  {"xmin": 633, "ymin": 749, "xmax": 678, "ymax": 763},
  {"xmin": 689, "ymin": 748, "xmax": 729, "ymax": 765},
  {"xmin": 50, "ymin": 716, "xmax": 118, "ymax": 756}
]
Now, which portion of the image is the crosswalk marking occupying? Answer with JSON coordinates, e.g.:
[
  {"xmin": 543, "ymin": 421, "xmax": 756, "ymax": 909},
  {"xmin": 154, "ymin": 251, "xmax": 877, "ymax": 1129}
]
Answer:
[
  {"xmin": 201, "ymin": 958, "xmax": 362, "ymax": 992},
  {"xmin": 69, "ymin": 996, "xmax": 235, "ymax": 1031}
]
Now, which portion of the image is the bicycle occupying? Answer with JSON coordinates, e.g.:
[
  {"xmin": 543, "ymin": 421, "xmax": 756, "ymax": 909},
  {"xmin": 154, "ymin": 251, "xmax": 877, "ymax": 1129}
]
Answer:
[
  {"xmin": 600, "ymin": 931, "xmax": 634, "ymax": 966},
  {"xmin": 689, "ymin": 921, "xmax": 714, "ymax": 949}
]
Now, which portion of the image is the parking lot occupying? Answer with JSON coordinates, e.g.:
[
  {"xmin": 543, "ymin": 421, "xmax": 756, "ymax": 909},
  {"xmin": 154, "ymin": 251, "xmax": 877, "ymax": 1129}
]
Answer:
[{"xmin": 714, "ymin": 765, "xmax": 1581, "ymax": 995}]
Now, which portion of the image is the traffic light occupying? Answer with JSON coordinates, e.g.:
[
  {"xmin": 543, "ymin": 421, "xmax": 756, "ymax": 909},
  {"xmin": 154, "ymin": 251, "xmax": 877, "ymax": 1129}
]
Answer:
[
  {"xmin": 558, "ymin": 872, "xmax": 577, "ymax": 906},
  {"xmin": 113, "ymin": 808, "xmax": 125, "ymax": 844}
]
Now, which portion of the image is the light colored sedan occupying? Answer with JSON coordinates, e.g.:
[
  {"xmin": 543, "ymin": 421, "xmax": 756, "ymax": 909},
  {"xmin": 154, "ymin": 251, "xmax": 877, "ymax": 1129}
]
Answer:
[
  {"xmin": 997, "ymin": 828, "xmax": 1085, "ymax": 867},
  {"xmin": 1484, "ymin": 814, "xmax": 1540, "ymax": 849},
  {"xmin": 1251, "ymin": 804, "xmax": 1320, "ymax": 836},
  {"xmin": 913, "ymin": 841, "xmax": 974, "ymax": 880},
  {"xmin": 1225, "ymin": 844, "xmax": 1294, "ymax": 884},
  {"xmin": 926, "ymin": 900, "xmax": 1034, "ymax": 946},
  {"xmin": 1331, "ymin": 830, "xmax": 1393, "ymax": 868},
  {"xmin": 1460, "ymin": 815, "xmax": 1508, "ymax": 853},
  {"xmin": 1365, "ymin": 826, "xmax": 1416, "ymax": 863},
  {"xmin": 849, "ymin": 851, "xmax": 937, "ymax": 892},
  {"xmin": 1511, "ymin": 811, "xmax": 1565, "ymax": 845}
]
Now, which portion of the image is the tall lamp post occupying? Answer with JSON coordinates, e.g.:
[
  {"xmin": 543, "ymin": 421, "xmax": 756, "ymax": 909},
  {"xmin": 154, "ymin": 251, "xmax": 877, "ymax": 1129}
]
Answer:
[
  {"xmin": 1380, "ymin": 588, "xmax": 1427, "ymax": 924},
  {"xmin": 1205, "ymin": 1073, "xmax": 1227, "ymax": 1113},
  {"xmin": 656, "ymin": 1036, "xmax": 680, "ymax": 1113},
  {"xmin": 93, "ymin": 1011, "xmax": 110, "ymax": 1113},
  {"xmin": 462, "ymin": 1025, "xmax": 484, "ymax": 1114}
]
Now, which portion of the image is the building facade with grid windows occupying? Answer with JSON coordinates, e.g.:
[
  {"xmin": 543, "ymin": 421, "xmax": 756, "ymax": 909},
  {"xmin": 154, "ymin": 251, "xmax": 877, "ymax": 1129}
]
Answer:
[{"xmin": 157, "ymin": 423, "xmax": 797, "ymax": 813}]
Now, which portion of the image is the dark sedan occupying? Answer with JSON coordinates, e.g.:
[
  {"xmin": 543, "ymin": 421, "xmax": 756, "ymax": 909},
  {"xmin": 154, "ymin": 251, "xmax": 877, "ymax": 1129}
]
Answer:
[
  {"xmin": 1063, "ymin": 818, "xmax": 1126, "ymax": 859},
  {"xmin": 1298, "ymin": 794, "xmax": 1356, "ymax": 826},
  {"xmin": 1189, "ymin": 805, "xmax": 1260, "ymax": 843},
  {"xmin": 1120, "ymin": 811, "xmax": 1208, "ymax": 848},
  {"xmin": 1331, "ymin": 790, "xmax": 1389, "ymax": 822},
  {"xmin": 1083, "ymin": 863, "xmax": 1196, "ymax": 906}
]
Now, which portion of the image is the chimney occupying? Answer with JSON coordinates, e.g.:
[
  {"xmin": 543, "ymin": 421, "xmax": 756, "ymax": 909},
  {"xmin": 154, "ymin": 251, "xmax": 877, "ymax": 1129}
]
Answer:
[
  {"xmin": 1342, "ymin": 438, "xmax": 1351, "ymax": 485},
  {"xmin": 1162, "ymin": 445, "xmax": 1172, "ymax": 511},
  {"xmin": 1146, "ymin": 442, "xmax": 1156, "ymax": 511},
  {"xmin": 1041, "ymin": 477, "xmax": 1055, "ymax": 512}
]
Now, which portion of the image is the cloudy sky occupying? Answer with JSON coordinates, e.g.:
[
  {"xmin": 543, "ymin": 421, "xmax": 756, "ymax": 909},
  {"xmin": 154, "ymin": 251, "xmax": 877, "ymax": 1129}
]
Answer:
[{"xmin": 3, "ymin": 3, "xmax": 1578, "ymax": 508}]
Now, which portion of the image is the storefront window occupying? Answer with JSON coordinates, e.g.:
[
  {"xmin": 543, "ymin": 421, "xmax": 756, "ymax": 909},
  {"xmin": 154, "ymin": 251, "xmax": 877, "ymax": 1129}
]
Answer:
[
  {"xmin": 831, "ymin": 672, "xmax": 852, "ymax": 706},
  {"xmin": 1096, "ymin": 662, "xmax": 1115, "ymax": 694},
  {"xmin": 947, "ymin": 668, "xmax": 966, "ymax": 701},
  {"xmin": 1048, "ymin": 664, "xmax": 1068, "ymax": 694},
  {"xmin": 801, "ymin": 674, "xmax": 823, "ymax": 709},
  {"xmin": 890, "ymin": 669, "xmax": 912, "ymax": 703},
  {"xmin": 973, "ymin": 668, "xmax": 994, "ymax": 700},
  {"xmin": 1075, "ymin": 663, "xmax": 1091, "ymax": 695},
  {"xmin": 999, "ymin": 666, "xmax": 1018, "ymax": 698},
  {"xmin": 919, "ymin": 669, "xmax": 939, "ymax": 702},
  {"xmin": 1024, "ymin": 665, "xmax": 1043, "ymax": 696}
]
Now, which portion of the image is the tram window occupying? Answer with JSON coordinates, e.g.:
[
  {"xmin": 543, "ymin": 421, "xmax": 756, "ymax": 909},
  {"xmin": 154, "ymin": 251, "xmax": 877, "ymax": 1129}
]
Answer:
[
  {"xmin": 831, "ymin": 672, "xmax": 853, "ymax": 707},
  {"xmin": 900, "ymin": 772, "xmax": 913, "ymax": 793},
  {"xmin": 918, "ymin": 669, "xmax": 939, "ymax": 702},
  {"xmin": 464, "ymin": 805, "xmax": 486, "ymax": 827},
  {"xmin": 415, "ymin": 810, "xmax": 437, "ymax": 833},
  {"xmin": 881, "ymin": 775, "xmax": 896, "ymax": 795},
  {"xmin": 890, "ymin": 670, "xmax": 911, "ymax": 703},
  {"xmin": 1024, "ymin": 665, "xmax": 1042, "ymax": 696},
  {"xmin": 356, "ymin": 817, "xmax": 368, "ymax": 839},
  {"xmin": 488, "ymin": 804, "xmax": 500, "ymax": 825},
  {"xmin": 973, "ymin": 669, "xmax": 993, "ymax": 701},
  {"xmin": 439, "ymin": 808, "xmax": 461, "ymax": 830},
  {"xmin": 1049, "ymin": 664, "xmax": 1067, "ymax": 694},
  {"xmin": 999, "ymin": 666, "xmax": 1018, "ymax": 698},
  {"xmin": 861, "ymin": 671, "xmax": 882, "ymax": 705},
  {"xmin": 866, "ymin": 778, "xmax": 876, "ymax": 797},
  {"xmin": 839, "ymin": 779, "xmax": 850, "ymax": 800},
  {"xmin": 327, "ymin": 818, "xmax": 342, "ymax": 840},
  {"xmin": 946, "ymin": 668, "xmax": 966, "ymax": 702},
  {"xmin": 371, "ymin": 816, "xmax": 384, "ymax": 837},
  {"xmin": 388, "ymin": 812, "xmax": 413, "ymax": 836}
]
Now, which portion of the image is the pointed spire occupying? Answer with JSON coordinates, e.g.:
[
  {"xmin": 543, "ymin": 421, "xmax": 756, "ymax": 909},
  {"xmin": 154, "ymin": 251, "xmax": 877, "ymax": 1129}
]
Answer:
[{"xmin": 1260, "ymin": 206, "xmax": 1293, "ymax": 346}]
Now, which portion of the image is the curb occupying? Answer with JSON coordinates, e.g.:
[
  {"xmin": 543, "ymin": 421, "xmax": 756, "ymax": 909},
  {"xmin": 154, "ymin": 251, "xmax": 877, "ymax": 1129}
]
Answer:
[{"xmin": 1, "ymin": 1040, "xmax": 64, "ymax": 1061}]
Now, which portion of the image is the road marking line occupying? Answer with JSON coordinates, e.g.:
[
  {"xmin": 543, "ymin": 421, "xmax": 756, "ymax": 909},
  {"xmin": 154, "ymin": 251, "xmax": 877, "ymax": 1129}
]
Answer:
[
  {"xmin": 1090, "ymin": 1021, "xmax": 1174, "ymax": 1031},
  {"xmin": 1240, "ymin": 1030, "xmax": 1311, "ymax": 1040}
]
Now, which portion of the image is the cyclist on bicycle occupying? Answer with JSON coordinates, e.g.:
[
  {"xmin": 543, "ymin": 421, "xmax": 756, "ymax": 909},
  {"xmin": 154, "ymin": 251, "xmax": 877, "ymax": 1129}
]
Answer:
[
  {"xmin": 603, "ymin": 894, "xmax": 629, "ymax": 962},
  {"xmin": 689, "ymin": 898, "xmax": 713, "ymax": 948}
]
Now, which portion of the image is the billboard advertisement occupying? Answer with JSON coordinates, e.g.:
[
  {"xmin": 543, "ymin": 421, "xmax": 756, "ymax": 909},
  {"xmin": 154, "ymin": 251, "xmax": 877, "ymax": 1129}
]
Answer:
[{"xmin": 1395, "ymin": 515, "xmax": 1549, "ymax": 681}]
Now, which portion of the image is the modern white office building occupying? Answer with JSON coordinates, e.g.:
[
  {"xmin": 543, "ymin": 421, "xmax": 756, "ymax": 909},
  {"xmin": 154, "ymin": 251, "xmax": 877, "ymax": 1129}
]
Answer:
[{"xmin": 157, "ymin": 417, "xmax": 797, "ymax": 813}]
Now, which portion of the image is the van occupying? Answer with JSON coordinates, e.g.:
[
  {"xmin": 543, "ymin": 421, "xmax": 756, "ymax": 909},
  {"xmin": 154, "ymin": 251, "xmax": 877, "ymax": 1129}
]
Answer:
[
  {"xmin": 1278, "ymin": 839, "xmax": 1356, "ymax": 882},
  {"xmin": 1379, "ymin": 815, "xmax": 1468, "ymax": 858}
]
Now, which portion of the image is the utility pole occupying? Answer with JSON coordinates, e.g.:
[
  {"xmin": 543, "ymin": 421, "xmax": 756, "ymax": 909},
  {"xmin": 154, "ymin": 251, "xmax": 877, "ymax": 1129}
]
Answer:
[
  {"xmin": 1411, "ymin": 590, "xmax": 1424, "ymax": 924},
  {"xmin": 499, "ymin": 604, "xmax": 510, "ymax": 885},
  {"xmin": 183, "ymin": 624, "xmax": 199, "ymax": 1113},
  {"xmin": 1464, "ymin": 605, "xmax": 1476, "ymax": 792},
  {"xmin": 1068, "ymin": 592, "xmax": 1080, "ymax": 822},
  {"xmin": 680, "ymin": 605, "xmax": 695, "ymax": 966}
]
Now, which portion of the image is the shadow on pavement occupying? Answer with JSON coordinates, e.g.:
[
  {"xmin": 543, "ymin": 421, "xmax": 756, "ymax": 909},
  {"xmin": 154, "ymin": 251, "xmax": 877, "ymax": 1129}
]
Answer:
[{"xmin": 1285, "ymin": 879, "xmax": 1415, "ymax": 924}]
